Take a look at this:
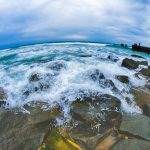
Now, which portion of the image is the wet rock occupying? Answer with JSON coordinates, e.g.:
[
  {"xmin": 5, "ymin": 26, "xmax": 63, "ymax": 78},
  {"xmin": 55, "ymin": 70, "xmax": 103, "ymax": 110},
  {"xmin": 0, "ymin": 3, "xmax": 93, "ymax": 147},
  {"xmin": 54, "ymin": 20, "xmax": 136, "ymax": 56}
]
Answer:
[
  {"xmin": 38, "ymin": 128, "xmax": 82, "ymax": 150},
  {"xmin": 108, "ymin": 55, "xmax": 119, "ymax": 62},
  {"xmin": 122, "ymin": 58, "xmax": 148, "ymax": 70},
  {"xmin": 70, "ymin": 94, "xmax": 122, "ymax": 150},
  {"xmin": 119, "ymin": 114, "xmax": 150, "ymax": 140},
  {"xmin": 131, "ymin": 88, "xmax": 150, "ymax": 108},
  {"xmin": 131, "ymin": 54, "xmax": 145, "ymax": 59},
  {"xmin": 116, "ymin": 75, "xmax": 129, "ymax": 84},
  {"xmin": 95, "ymin": 131, "xmax": 119, "ymax": 150},
  {"xmin": 29, "ymin": 74, "xmax": 40, "ymax": 82},
  {"xmin": 112, "ymin": 139, "xmax": 150, "ymax": 150},
  {"xmin": 71, "ymin": 94, "xmax": 121, "ymax": 125},
  {"xmin": 0, "ymin": 103, "xmax": 62, "ymax": 150},
  {"xmin": 143, "ymin": 104, "xmax": 150, "ymax": 117},
  {"xmin": 90, "ymin": 69, "xmax": 105, "ymax": 81},
  {"xmin": 139, "ymin": 68, "xmax": 150, "ymax": 78},
  {"xmin": 0, "ymin": 87, "xmax": 7, "ymax": 107}
]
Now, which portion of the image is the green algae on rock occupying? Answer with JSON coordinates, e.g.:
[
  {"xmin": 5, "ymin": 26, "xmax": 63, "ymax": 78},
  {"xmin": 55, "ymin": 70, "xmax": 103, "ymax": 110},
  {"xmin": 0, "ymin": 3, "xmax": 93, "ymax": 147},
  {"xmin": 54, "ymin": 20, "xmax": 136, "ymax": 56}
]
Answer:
[{"xmin": 38, "ymin": 128, "xmax": 82, "ymax": 150}]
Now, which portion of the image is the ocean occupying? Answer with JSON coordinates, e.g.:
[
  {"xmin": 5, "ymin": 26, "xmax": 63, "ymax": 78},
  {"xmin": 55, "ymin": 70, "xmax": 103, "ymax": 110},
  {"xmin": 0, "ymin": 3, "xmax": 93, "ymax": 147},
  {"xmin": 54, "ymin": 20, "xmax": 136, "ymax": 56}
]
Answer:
[{"xmin": 0, "ymin": 42, "xmax": 150, "ymax": 116}]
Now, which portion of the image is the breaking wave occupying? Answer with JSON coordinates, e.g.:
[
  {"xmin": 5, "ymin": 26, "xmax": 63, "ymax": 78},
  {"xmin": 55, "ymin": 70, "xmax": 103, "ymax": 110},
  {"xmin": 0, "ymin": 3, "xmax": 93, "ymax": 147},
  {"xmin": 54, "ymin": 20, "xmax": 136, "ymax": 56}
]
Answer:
[{"xmin": 0, "ymin": 42, "xmax": 150, "ymax": 114}]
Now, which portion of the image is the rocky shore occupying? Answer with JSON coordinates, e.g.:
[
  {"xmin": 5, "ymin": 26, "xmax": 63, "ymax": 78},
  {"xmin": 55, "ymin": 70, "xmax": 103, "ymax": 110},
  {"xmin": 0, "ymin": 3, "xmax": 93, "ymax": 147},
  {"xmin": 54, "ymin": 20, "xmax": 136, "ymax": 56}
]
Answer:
[{"xmin": 0, "ymin": 54, "xmax": 150, "ymax": 150}]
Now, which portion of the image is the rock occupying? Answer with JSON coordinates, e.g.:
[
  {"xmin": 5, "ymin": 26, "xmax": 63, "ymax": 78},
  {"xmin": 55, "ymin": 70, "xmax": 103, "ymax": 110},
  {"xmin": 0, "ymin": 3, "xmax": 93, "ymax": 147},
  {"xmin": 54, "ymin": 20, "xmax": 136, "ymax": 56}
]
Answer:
[
  {"xmin": 143, "ymin": 104, "xmax": 150, "ymax": 117},
  {"xmin": 71, "ymin": 94, "xmax": 121, "ymax": 125},
  {"xmin": 29, "ymin": 74, "xmax": 40, "ymax": 82},
  {"xmin": 119, "ymin": 114, "xmax": 150, "ymax": 140},
  {"xmin": 116, "ymin": 75, "xmax": 129, "ymax": 84},
  {"xmin": 95, "ymin": 131, "xmax": 119, "ymax": 150},
  {"xmin": 122, "ymin": 58, "xmax": 148, "ymax": 70},
  {"xmin": 90, "ymin": 69, "xmax": 105, "ymax": 81},
  {"xmin": 38, "ymin": 128, "xmax": 82, "ymax": 150},
  {"xmin": 0, "ymin": 87, "xmax": 7, "ymax": 107},
  {"xmin": 70, "ymin": 94, "xmax": 122, "ymax": 150},
  {"xmin": 131, "ymin": 54, "xmax": 145, "ymax": 59},
  {"xmin": 139, "ymin": 68, "xmax": 150, "ymax": 78},
  {"xmin": 111, "ymin": 139, "xmax": 150, "ymax": 150},
  {"xmin": 131, "ymin": 88, "xmax": 150, "ymax": 108},
  {"xmin": 0, "ymin": 103, "xmax": 62, "ymax": 150},
  {"xmin": 108, "ymin": 55, "xmax": 119, "ymax": 62}
]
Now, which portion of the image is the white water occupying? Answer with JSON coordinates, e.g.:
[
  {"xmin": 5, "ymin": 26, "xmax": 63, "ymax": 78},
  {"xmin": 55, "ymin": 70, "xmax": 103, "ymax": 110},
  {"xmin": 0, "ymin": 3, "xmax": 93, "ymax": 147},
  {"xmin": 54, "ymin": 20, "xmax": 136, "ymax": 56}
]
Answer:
[{"xmin": 0, "ymin": 42, "xmax": 149, "ymax": 114}]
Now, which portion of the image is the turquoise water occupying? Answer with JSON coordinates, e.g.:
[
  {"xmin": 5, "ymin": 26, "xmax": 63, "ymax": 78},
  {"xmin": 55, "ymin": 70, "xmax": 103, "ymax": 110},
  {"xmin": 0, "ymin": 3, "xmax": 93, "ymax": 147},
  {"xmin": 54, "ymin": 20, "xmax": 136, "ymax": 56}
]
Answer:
[{"xmin": 0, "ymin": 42, "xmax": 149, "ymax": 114}]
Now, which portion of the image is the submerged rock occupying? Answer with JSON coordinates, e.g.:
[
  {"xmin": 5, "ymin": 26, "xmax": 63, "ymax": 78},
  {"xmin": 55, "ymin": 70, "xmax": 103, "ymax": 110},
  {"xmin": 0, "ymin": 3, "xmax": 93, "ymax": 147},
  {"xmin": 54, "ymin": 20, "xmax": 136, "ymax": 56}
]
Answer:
[
  {"xmin": 103, "ymin": 79, "xmax": 117, "ymax": 90},
  {"xmin": 48, "ymin": 61, "xmax": 66, "ymax": 71},
  {"xmin": 90, "ymin": 69, "xmax": 105, "ymax": 81},
  {"xmin": 122, "ymin": 58, "xmax": 148, "ymax": 70},
  {"xmin": 0, "ymin": 87, "xmax": 7, "ymax": 107},
  {"xmin": 0, "ymin": 103, "xmax": 62, "ymax": 150},
  {"xmin": 29, "ymin": 74, "xmax": 40, "ymax": 82},
  {"xmin": 108, "ymin": 55, "xmax": 119, "ymax": 62},
  {"xmin": 139, "ymin": 68, "xmax": 150, "ymax": 78},
  {"xmin": 77, "ymin": 54, "xmax": 92, "ymax": 57},
  {"xmin": 116, "ymin": 75, "xmax": 129, "ymax": 84}
]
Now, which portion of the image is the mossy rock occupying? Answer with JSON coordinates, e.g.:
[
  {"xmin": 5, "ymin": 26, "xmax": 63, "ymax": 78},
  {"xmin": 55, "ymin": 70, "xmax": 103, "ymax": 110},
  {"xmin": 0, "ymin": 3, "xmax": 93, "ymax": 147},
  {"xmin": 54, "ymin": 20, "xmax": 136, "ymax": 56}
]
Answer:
[
  {"xmin": 38, "ymin": 128, "xmax": 82, "ymax": 150},
  {"xmin": 139, "ymin": 68, "xmax": 150, "ymax": 78},
  {"xmin": 131, "ymin": 88, "xmax": 150, "ymax": 108},
  {"xmin": 122, "ymin": 58, "xmax": 148, "ymax": 70}
]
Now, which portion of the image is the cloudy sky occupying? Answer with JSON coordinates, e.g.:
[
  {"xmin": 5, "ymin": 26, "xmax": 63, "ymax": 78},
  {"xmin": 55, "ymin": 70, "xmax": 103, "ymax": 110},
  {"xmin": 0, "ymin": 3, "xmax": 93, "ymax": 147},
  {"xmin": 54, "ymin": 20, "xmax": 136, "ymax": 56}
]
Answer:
[{"xmin": 0, "ymin": 0, "xmax": 150, "ymax": 48}]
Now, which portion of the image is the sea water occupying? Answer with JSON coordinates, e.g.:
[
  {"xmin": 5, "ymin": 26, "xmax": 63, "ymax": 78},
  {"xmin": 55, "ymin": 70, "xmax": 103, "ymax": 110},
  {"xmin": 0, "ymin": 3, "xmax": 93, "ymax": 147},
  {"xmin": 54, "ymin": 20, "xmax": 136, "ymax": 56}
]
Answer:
[{"xmin": 0, "ymin": 42, "xmax": 150, "ymax": 115}]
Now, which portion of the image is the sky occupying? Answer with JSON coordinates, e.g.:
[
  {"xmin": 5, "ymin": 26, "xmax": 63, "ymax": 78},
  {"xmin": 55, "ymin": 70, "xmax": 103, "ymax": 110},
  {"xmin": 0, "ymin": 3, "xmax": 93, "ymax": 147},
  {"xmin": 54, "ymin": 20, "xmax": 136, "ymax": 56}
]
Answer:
[{"xmin": 0, "ymin": 0, "xmax": 150, "ymax": 49}]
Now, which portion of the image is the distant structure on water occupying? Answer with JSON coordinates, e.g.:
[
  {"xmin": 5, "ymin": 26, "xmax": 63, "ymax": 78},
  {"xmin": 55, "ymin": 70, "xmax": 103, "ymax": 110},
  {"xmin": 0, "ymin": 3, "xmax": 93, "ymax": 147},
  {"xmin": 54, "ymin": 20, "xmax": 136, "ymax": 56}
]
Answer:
[
  {"xmin": 132, "ymin": 43, "xmax": 150, "ymax": 54},
  {"xmin": 121, "ymin": 43, "xmax": 128, "ymax": 48}
]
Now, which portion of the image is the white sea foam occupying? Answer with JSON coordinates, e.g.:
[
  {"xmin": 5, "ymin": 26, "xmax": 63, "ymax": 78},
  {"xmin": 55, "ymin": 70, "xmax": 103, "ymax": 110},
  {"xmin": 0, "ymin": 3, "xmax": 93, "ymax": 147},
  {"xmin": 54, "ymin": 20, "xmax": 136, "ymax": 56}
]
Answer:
[{"xmin": 0, "ymin": 42, "xmax": 149, "ymax": 115}]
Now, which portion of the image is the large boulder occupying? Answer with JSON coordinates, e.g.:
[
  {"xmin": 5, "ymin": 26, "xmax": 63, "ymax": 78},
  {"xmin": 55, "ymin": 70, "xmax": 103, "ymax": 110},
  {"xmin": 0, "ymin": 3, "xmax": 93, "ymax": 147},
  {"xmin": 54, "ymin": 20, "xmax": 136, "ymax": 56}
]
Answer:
[
  {"xmin": 112, "ymin": 139, "xmax": 150, "ymax": 150},
  {"xmin": 116, "ymin": 75, "xmax": 129, "ymax": 84},
  {"xmin": 122, "ymin": 58, "xmax": 148, "ymax": 70},
  {"xmin": 139, "ymin": 68, "xmax": 150, "ymax": 78},
  {"xmin": 0, "ymin": 103, "xmax": 62, "ymax": 150},
  {"xmin": 119, "ymin": 114, "xmax": 150, "ymax": 140},
  {"xmin": 70, "ymin": 94, "xmax": 122, "ymax": 150},
  {"xmin": 0, "ymin": 87, "xmax": 7, "ymax": 107}
]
